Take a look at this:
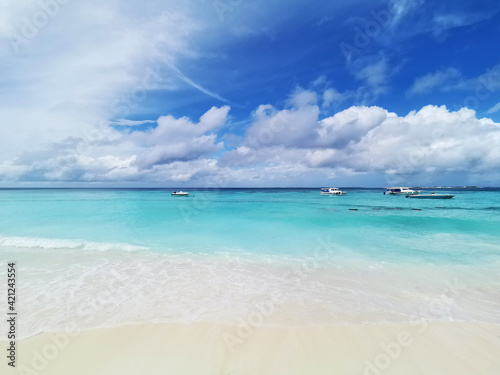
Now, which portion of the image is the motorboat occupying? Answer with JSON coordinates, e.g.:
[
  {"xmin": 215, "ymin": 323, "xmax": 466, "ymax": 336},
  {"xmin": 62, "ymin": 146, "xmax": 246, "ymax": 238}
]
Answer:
[
  {"xmin": 171, "ymin": 191, "xmax": 189, "ymax": 196},
  {"xmin": 406, "ymin": 193, "xmax": 454, "ymax": 199},
  {"xmin": 320, "ymin": 187, "xmax": 346, "ymax": 195},
  {"xmin": 384, "ymin": 187, "xmax": 420, "ymax": 195}
]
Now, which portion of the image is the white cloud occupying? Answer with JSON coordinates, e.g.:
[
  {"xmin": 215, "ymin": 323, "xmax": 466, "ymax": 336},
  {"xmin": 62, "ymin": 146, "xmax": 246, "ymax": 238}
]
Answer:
[
  {"xmin": 487, "ymin": 102, "xmax": 500, "ymax": 114},
  {"xmin": 316, "ymin": 106, "xmax": 389, "ymax": 148},
  {"xmin": 430, "ymin": 12, "xmax": 494, "ymax": 40},
  {"xmin": 289, "ymin": 88, "xmax": 318, "ymax": 108},
  {"xmin": 408, "ymin": 68, "xmax": 461, "ymax": 95},
  {"xmin": 222, "ymin": 90, "xmax": 500, "ymax": 182},
  {"xmin": 5, "ymin": 79, "xmax": 500, "ymax": 186},
  {"xmin": 2, "ymin": 68, "xmax": 500, "ymax": 186},
  {"xmin": 1, "ymin": 106, "xmax": 230, "ymax": 183},
  {"xmin": 310, "ymin": 76, "xmax": 347, "ymax": 109},
  {"xmin": 0, "ymin": 0, "xmax": 215, "ymax": 165},
  {"xmin": 408, "ymin": 63, "xmax": 500, "ymax": 96},
  {"xmin": 347, "ymin": 54, "xmax": 392, "ymax": 102},
  {"xmin": 111, "ymin": 119, "xmax": 156, "ymax": 126},
  {"xmin": 386, "ymin": 0, "xmax": 496, "ymax": 42},
  {"xmin": 355, "ymin": 56, "xmax": 388, "ymax": 88},
  {"xmin": 388, "ymin": 0, "xmax": 424, "ymax": 28},
  {"xmin": 454, "ymin": 63, "xmax": 500, "ymax": 92},
  {"xmin": 3, "ymin": 99, "xmax": 500, "ymax": 186},
  {"xmin": 166, "ymin": 63, "xmax": 229, "ymax": 103},
  {"xmin": 322, "ymin": 88, "xmax": 346, "ymax": 108},
  {"xmin": 244, "ymin": 92, "xmax": 320, "ymax": 149},
  {"xmin": 109, "ymin": 105, "xmax": 230, "ymax": 169}
]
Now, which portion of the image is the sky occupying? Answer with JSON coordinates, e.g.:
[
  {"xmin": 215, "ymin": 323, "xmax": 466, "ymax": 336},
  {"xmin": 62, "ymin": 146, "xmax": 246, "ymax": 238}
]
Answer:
[{"xmin": 0, "ymin": 0, "xmax": 500, "ymax": 187}]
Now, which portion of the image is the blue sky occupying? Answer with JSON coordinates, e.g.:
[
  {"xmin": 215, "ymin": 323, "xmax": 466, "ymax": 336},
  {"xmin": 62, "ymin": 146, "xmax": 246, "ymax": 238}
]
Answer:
[{"xmin": 0, "ymin": 0, "xmax": 500, "ymax": 186}]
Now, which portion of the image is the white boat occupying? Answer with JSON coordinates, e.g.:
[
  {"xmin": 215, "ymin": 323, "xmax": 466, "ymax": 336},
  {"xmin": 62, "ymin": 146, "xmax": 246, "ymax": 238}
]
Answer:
[
  {"xmin": 171, "ymin": 191, "xmax": 189, "ymax": 196},
  {"xmin": 320, "ymin": 187, "xmax": 346, "ymax": 195},
  {"xmin": 384, "ymin": 187, "xmax": 420, "ymax": 195},
  {"xmin": 406, "ymin": 193, "xmax": 454, "ymax": 199}
]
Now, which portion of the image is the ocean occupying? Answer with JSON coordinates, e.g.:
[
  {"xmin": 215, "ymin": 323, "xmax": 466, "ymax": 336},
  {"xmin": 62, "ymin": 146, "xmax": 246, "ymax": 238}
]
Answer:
[{"xmin": 1, "ymin": 188, "xmax": 499, "ymax": 337}]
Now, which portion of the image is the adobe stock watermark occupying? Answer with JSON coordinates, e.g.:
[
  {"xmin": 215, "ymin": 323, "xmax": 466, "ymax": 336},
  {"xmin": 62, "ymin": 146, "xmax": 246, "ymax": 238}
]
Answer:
[
  {"xmin": 363, "ymin": 277, "xmax": 467, "ymax": 375},
  {"xmin": 339, "ymin": 5, "xmax": 397, "ymax": 63},
  {"xmin": 16, "ymin": 266, "xmax": 129, "ymax": 374},
  {"xmin": 10, "ymin": 0, "xmax": 72, "ymax": 54}
]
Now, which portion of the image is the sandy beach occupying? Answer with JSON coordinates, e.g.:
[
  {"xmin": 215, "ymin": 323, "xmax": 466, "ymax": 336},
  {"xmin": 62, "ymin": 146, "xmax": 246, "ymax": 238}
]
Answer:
[{"xmin": 4, "ymin": 320, "xmax": 500, "ymax": 375}]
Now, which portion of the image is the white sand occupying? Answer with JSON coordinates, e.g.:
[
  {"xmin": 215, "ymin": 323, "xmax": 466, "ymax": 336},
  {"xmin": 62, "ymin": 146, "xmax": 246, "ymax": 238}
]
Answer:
[
  {"xmin": 4, "ymin": 247, "xmax": 500, "ymax": 374},
  {"xmin": 3, "ymin": 321, "xmax": 500, "ymax": 375}
]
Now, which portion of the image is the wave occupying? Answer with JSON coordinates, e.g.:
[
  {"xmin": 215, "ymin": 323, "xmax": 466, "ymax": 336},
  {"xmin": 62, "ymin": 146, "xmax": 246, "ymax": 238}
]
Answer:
[
  {"xmin": 0, "ymin": 235, "xmax": 147, "ymax": 252},
  {"xmin": 1, "ymin": 243, "xmax": 499, "ymax": 339}
]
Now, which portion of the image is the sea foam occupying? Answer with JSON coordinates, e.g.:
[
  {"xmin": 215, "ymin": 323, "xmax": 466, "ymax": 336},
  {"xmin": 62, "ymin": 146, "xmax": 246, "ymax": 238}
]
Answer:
[
  {"xmin": 0, "ymin": 235, "xmax": 147, "ymax": 252},
  {"xmin": 2, "ymin": 243, "xmax": 499, "ymax": 339}
]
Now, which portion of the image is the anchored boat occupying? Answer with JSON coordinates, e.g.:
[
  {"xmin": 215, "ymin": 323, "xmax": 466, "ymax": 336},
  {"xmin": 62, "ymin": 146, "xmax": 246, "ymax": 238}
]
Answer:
[
  {"xmin": 171, "ymin": 191, "xmax": 189, "ymax": 196},
  {"xmin": 320, "ymin": 187, "xmax": 346, "ymax": 195},
  {"xmin": 405, "ymin": 193, "xmax": 454, "ymax": 199},
  {"xmin": 384, "ymin": 187, "xmax": 421, "ymax": 195}
]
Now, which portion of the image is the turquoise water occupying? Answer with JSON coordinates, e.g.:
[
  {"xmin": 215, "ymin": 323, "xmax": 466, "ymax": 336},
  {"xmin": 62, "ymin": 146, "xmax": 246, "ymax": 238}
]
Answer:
[
  {"xmin": 1, "ymin": 188, "xmax": 499, "ymax": 262},
  {"xmin": 1, "ymin": 188, "xmax": 499, "ymax": 336}
]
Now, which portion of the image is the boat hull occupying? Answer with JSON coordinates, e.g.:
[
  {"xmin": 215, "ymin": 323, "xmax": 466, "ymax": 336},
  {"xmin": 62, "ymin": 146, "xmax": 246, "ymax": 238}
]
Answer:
[{"xmin": 405, "ymin": 194, "xmax": 454, "ymax": 199}]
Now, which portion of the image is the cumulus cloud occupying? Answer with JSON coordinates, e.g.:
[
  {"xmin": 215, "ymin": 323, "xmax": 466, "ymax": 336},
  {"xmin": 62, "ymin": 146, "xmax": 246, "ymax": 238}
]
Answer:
[
  {"xmin": 131, "ymin": 105, "xmax": 229, "ymax": 168},
  {"xmin": 339, "ymin": 106, "xmax": 500, "ymax": 175},
  {"xmin": 2, "ymin": 75, "xmax": 500, "ymax": 186},
  {"xmin": 4, "ymin": 87, "xmax": 500, "ymax": 186},
  {"xmin": 222, "ymin": 90, "xmax": 500, "ymax": 183},
  {"xmin": 0, "ymin": 106, "xmax": 230, "ymax": 183},
  {"xmin": 244, "ymin": 91, "xmax": 320, "ymax": 149}
]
